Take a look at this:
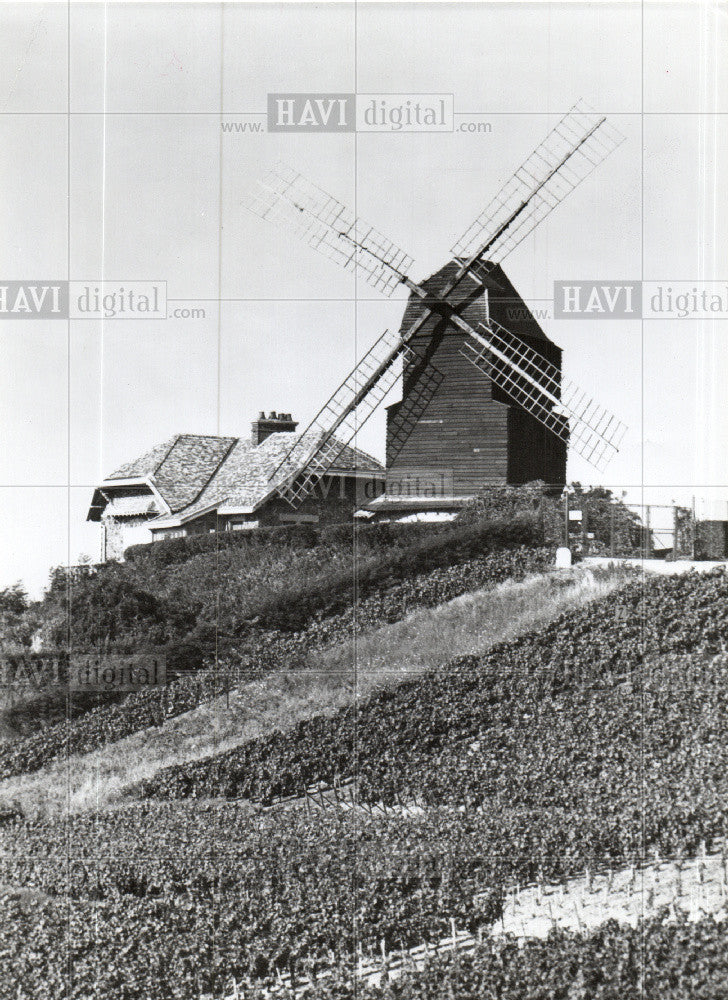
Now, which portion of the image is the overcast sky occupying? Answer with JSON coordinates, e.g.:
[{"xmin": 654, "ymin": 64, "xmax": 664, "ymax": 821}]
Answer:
[{"xmin": 0, "ymin": 0, "xmax": 726, "ymax": 597}]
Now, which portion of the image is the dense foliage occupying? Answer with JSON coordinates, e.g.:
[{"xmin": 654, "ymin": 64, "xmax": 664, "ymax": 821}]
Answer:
[
  {"xmin": 28, "ymin": 516, "xmax": 541, "ymax": 654},
  {"xmin": 123, "ymin": 518, "xmax": 460, "ymax": 568},
  {"xmin": 457, "ymin": 481, "xmax": 645, "ymax": 554},
  {"xmin": 266, "ymin": 916, "xmax": 728, "ymax": 1000},
  {"xmin": 243, "ymin": 517, "xmax": 541, "ymax": 631},
  {"xmin": 0, "ymin": 583, "xmax": 32, "ymax": 649},
  {"xmin": 0, "ymin": 546, "xmax": 551, "ymax": 779},
  {"xmin": 0, "ymin": 805, "xmax": 503, "ymax": 999},
  {"xmin": 4, "ymin": 801, "xmax": 726, "ymax": 1000}
]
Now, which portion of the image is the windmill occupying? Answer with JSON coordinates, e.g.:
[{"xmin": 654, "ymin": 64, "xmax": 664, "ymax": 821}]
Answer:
[{"xmin": 247, "ymin": 100, "xmax": 627, "ymax": 508}]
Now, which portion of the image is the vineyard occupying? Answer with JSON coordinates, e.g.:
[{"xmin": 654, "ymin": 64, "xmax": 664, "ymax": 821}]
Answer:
[
  {"xmin": 1, "ymin": 570, "xmax": 728, "ymax": 997},
  {"xmin": 0, "ymin": 544, "xmax": 551, "ymax": 782},
  {"xmin": 260, "ymin": 917, "xmax": 728, "ymax": 998},
  {"xmin": 133, "ymin": 571, "xmax": 728, "ymax": 818}
]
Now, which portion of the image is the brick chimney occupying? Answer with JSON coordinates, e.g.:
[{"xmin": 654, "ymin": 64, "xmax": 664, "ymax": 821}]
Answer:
[{"xmin": 251, "ymin": 410, "xmax": 298, "ymax": 445}]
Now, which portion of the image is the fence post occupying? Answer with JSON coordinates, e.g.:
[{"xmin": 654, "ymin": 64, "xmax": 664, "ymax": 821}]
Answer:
[
  {"xmin": 673, "ymin": 504, "xmax": 679, "ymax": 560},
  {"xmin": 564, "ymin": 491, "xmax": 570, "ymax": 548},
  {"xmin": 609, "ymin": 503, "xmax": 616, "ymax": 557},
  {"xmin": 645, "ymin": 505, "xmax": 652, "ymax": 558}
]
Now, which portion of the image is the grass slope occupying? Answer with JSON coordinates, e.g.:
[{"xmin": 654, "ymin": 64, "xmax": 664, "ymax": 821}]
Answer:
[{"xmin": 0, "ymin": 564, "xmax": 627, "ymax": 815}]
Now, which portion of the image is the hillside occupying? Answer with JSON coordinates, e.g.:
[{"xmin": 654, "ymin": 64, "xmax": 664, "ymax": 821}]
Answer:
[
  {"xmin": 0, "ymin": 516, "xmax": 546, "ymax": 741},
  {"xmin": 2, "ymin": 569, "xmax": 728, "ymax": 998},
  {"xmin": 1, "ymin": 564, "xmax": 625, "ymax": 814}
]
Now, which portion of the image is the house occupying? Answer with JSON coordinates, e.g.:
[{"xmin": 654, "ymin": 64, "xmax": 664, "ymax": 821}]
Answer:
[
  {"xmin": 87, "ymin": 412, "xmax": 385, "ymax": 560},
  {"xmin": 358, "ymin": 260, "xmax": 567, "ymax": 523}
]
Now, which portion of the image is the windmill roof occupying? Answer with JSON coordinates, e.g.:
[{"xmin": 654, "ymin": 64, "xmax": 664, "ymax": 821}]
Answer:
[{"xmin": 400, "ymin": 259, "xmax": 557, "ymax": 348}]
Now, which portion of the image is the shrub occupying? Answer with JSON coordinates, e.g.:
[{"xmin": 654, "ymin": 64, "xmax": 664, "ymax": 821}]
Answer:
[
  {"xmin": 124, "ymin": 522, "xmax": 322, "ymax": 567},
  {"xmin": 459, "ymin": 481, "xmax": 646, "ymax": 553},
  {"xmin": 43, "ymin": 565, "xmax": 198, "ymax": 652}
]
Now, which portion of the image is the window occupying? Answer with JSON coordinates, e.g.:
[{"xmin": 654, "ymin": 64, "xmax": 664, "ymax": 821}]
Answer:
[{"xmin": 153, "ymin": 528, "xmax": 185, "ymax": 541}]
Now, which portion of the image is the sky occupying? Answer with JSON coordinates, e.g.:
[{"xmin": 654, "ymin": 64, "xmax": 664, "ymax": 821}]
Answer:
[{"xmin": 0, "ymin": 0, "xmax": 726, "ymax": 597}]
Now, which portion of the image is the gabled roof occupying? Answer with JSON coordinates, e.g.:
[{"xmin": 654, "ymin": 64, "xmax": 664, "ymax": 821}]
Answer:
[
  {"xmin": 154, "ymin": 430, "xmax": 384, "ymax": 525},
  {"xmin": 399, "ymin": 259, "xmax": 557, "ymax": 348},
  {"xmin": 108, "ymin": 434, "xmax": 238, "ymax": 512},
  {"xmin": 90, "ymin": 430, "xmax": 384, "ymax": 526},
  {"xmin": 108, "ymin": 437, "xmax": 179, "ymax": 480}
]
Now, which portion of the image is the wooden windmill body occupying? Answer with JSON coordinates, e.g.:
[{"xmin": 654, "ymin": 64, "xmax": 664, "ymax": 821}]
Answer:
[{"xmin": 386, "ymin": 260, "xmax": 567, "ymax": 500}]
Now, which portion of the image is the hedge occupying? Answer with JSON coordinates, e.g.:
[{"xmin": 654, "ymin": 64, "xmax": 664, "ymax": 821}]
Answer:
[
  {"xmin": 243, "ymin": 514, "xmax": 542, "ymax": 631},
  {"xmin": 124, "ymin": 518, "xmax": 460, "ymax": 568}
]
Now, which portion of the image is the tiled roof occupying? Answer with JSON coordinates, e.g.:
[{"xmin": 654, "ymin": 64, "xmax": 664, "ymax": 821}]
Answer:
[
  {"xmin": 94, "ymin": 430, "xmax": 384, "ymax": 525},
  {"xmin": 151, "ymin": 435, "xmax": 238, "ymax": 511},
  {"xmin": 108, "ymin": 437, "xmax": 178, "ymax": 479},
  {"xmin": 167, "ymin": 431, "xmax": 384, "ymax": 522},
  {"xmin": 108, "ymin": 434, "xmax": 237, "ymax": 513}
]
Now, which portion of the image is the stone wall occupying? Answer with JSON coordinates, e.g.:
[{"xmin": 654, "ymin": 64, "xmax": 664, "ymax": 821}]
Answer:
[{"xmin": 102, "ymin": 516, "xmax": 153, "ymax": 561}]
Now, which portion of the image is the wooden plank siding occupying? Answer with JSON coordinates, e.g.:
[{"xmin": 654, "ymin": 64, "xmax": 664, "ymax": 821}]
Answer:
[{"xmin": 386, "ymin": 260, "xmax": 567, "ymax": 495}]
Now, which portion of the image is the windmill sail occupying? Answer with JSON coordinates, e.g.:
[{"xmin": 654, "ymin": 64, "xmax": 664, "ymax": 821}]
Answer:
[
  {"xmin": 269, "ymin": 329, "xmax": 412, "ymax": 505},
  {"xmin": 460, "ymin": 320, "xmax": 627, "ymax": 471},
  {"xmin": 451, "ymin": 100, "xmax": 625, "ymax": 269},
  {"xmin": 247, "ymin": 163, "xmax": 413, "ymax": 297},
  {"xmin": 248, "ymin": 106, "xmax": 628, "ymax": 504}
]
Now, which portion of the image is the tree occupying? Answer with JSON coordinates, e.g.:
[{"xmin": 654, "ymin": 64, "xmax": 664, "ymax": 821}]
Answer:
[
  {"xmin": 0, "ymin": 583, "xmax": 28, "ymax": 618},
  {"xmin": 568, "ymin": 483, "xmax": 645, "ymax": 555},
  {"xmin": 0, "ymin": 583, "xmax": 32, "ymax": 648}
]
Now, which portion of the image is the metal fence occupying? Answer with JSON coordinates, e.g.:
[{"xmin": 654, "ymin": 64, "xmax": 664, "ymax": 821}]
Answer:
[{"xmin": 559, "ymin": 496, "xmax": 699, "ymax": 560}]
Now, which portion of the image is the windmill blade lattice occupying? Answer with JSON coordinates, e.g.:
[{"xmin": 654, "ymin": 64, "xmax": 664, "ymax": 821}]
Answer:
[
  {"xmin": 247, "ymin": 163, "xmax": 413, "ymax": 297},
  {"xmin": 269, "ymin": 329, "xmax": 413, "ymax": 505},
  {"xmin": 451, "ymin": 100, "xmax": 625, "ymax": 267},
  {"xmin": 387, "ymin": 357, "xmax": 446, "ymax": 463},
  {"xmin": 461, "ymin": 320, "xmax": 627, "ymax": 471}
]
